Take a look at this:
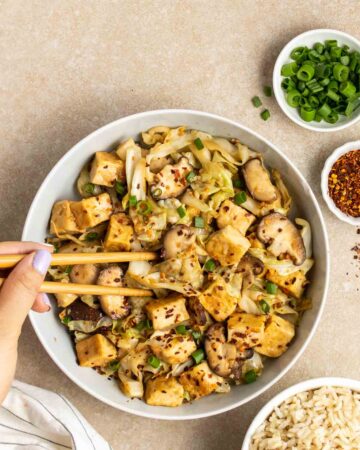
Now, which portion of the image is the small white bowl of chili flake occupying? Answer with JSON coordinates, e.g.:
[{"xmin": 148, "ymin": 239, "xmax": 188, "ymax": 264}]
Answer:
[{"xmin": 321, "ymin": 140, "xmax": 360, "ymax": 225}]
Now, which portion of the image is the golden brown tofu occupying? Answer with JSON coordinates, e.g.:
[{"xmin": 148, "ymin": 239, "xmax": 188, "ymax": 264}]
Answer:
[
  {"xmin": 247, "ymin": 232, "xmax": 265, "ymax": 249},
  {"xmin": 70, "ymin": 193, "xmax": 112, "ymax": 229},
  {"xmin": 145, "ymin": 376, "xmax": 184, "ymax": 407},
  {"xmin": 145, "ymin": 296, "xmax": 190, "ymax": 331},
  {"xmin": 256, "ymin": 314, "xmax": 295, "ymax": 357},
  {"xmin": 90, "ymin": 151, "xmax": 125, "ymax": 187},
  {"xmin": 50, "ymin": 200, "xmax": 81, "ymax": 235},
  {"xmin": 104, "ymin": 213, "xmax": 134, "ymax": 252},
  {"xmin": 97, "ymin": 266, "xmax": 129, "ymax": 319},
  {"xmin": 55, "ymin": 279, "xmax": 78, "ymax": 307},
  {"xmin": 266, "ymin": 269, "xmax": 307, "ymax": 299},
  {"xmin": 199, "ymin": 276, "xmax": 237, "ymax": 321},
  {"xmin": 149, "ymin": 332, "xmax": 196, "ymax": 364},
  {"xmin": 206, "ymin": 225, "xmax": 251, "ymax": 266},
  {"xmin": 227, "ymin": 312, "xmax": 267, "ymax": 351},
  {"xmin": 76, "ymin": 334, "xmax": 117, "ymax": 367},
  {"xmin": 217, "ymin": 200, "xmax": 256, "ymax": 236},
  {"xmin": 179, "ymin": 362, "xmax": 223, "ymax": 400},
  {"xmin": 118, "ymin": 373, "xmax": 144, "ymax": 399}
]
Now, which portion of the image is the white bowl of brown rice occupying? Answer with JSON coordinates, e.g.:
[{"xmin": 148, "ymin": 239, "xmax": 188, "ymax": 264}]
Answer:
[{"xmin": 242, "ymin": 377, "xmax": 360, "ymax": 449}]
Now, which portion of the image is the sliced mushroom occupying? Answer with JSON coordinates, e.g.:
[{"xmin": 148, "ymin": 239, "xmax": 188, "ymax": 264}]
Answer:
[
  {"xmin": 67, "ymin": 300, "xmax": 103, "ymax": 322},
  {"xmin": 70, "ymin": 264, "xmax": 99, "ymax": 285},
  {"xmin": 163, "ymin": 225, "xmax": 196, "ymax": 259},
  {"xmin": 205, "ymin": 324, "xmax": 236, "ymax": 377},
  {"xmin": 188, "ymin": 297, "xmax": 208, "ymax": 326},
  {"xmin": 236, "ymin": 253, "xmax": 265, "ymax": 290},
  {"xmin": 242, "ymin": 158, "xmax": 278, "ymax": 203},
  {"xmin": 257, "ymin": 212, "xmax": 306, "ymax": 266},
  {"xmin": 150, "ymin": 157, "xmax": 192, "ymax": 199}
]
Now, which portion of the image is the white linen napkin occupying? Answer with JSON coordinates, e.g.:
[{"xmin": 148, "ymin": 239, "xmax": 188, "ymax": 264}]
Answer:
[{"xmin": 0, "ymin": 380, "xmax": 110, "ymax": 450}]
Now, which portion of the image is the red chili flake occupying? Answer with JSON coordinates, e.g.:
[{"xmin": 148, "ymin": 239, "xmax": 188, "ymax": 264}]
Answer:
[{"xmin": 328, "ymin": 150, "xmax": 360, "ymax": 218}]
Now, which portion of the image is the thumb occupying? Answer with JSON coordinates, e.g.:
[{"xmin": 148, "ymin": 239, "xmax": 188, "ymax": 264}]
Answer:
[{"xmin": 0, "ymin": 250, "xmax": 52, "ymax": 340}]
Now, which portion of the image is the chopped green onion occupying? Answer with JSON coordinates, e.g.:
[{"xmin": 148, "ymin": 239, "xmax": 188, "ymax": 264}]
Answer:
[
  {"xmin": 324, "ymin": 111, "xmax": 339, "ymax": 124},
  {"xmin": 64, "ymin": 265, "xmax": 72, "ymax": 274},
  {"xmin": 260, "ymin": 109, "xmax": 270, "ymax": 121},
  {"xmin": 108, "ymin": 360, "xmax": 120, "ymax": 372},
  {"xmin": 339, "ymin": 80, "xmax": 356, "ymax": 97},
  {"xmin": 265, "ymin": 281, "xmax": 277, "ymax": 295},
  {"xmin": 194, "ymin": 137, "xmax": 204, "ymax": 150},
  {"xmin": 326, "ymin": 89, "xmax": 340, "ymax": 103},
  {"xmin": 297, "ymin": 64, "xmax": 315, "ymax": 81},
  {"xmin": 152, "ymin": 188, "xmax": 162, "ymax": 198},
  {"xmin": 333, "ymin": 63, "xmax": 349, "ymax": 81},
  {"xmin": 129, "ymin": 195, "xmax": 137, "ymax": 207},
  {"xmin": 263, "ymin": 85, "xmax": 272, "ymax": 97},
  {"xmin": 233, "ymin": 179, "xmax": 245, "ymax": 189},
  {"xmin": 194, "ymin": 216, "xmax": 205, "ymax": 228},
  {"xmin": 148, "ymin": 355, "xmax": 161, "ymax": 369},
  {"xmin": 325, "ymin": 39, "xmax": 337, "ymax": 48},
  {"xmin": 314, "ymin": 42, "xmax": 324, "ymax": 54},
  {"xmin": 340, "ymin": 55, "xmax": 350, "ymax": 66},
  {"xmin": 186, "ymin": 171, "xmax": 196, "ymax": 183},
  {"xmin": 319, "ymin": 77, "xmax": 330, "ymax": 87},
  {"xmin": 136, "ymin": 319, "xmax": 151, "ymax": 331},
  {"xmin": 191, "ymin": 349, "xmax": 205, "ymax": 365},
  {"xmin": 286, "ymin": 90, "xmax": 301, "ymax": 107},
  {"xmin": 115, "ymin": 181, "xmax": 126, "ymax": 196},
  {"xmin": 204, "ymin": 259, "xmax": 216, "ymax": 272},
  {"xmin": 85, "ymin": 232, "xmax": 98, "ymax": 241},
  {"xmin": 192, "ymin": 330, "xmax": 202, "ymax": 341},
  {"xmin": 290, "ymin": 46, "xmax": 307, "ymax": 61},
  {"xmin": 281, "ymin": 62, "xmax": 299, "ymax": 77},
  {"xmin": 234, "ymin": 191, "xmax": 247, "ymax": 205},
  {"xmin": 259, "ymin": 299, "xmax": 270, "ymax": 314},
  {"xmin": 84, "ymin": 183, "xmax": 95, "ymax": 195},
  {"xmin": 62, "ymin": 316, "xmax": 71, "ymax": 324},
  {"xmin": 177, "ymin": 206, "xmax": 186, "ymax": 218},
  {"xmin": 251, "ymin": 96, "xmax": 262, "ymax": 108},
  {"xmin": 176, "ymin": 325, "xmax": 187, "ymax": 335},
  {"xmin": 244, "ymin": 369, "xmax": 257, "ymax": 384},
  {"xmin": 137, "ymin": 200, "xmax": 152, "ymax": 215},
  {"xmin": 300, "ymin": 106, "xmax": 316, "ymax": 122},
  {"xmin": 318, "ymin": 102, "xmax": 332, "ymax": 118}
]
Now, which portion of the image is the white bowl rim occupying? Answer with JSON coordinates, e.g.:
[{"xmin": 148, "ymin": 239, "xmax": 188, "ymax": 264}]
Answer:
[
  {"xmin": 273, "ymin": 28, "xmax": 360, "ymax": 133},
  {"xmin": 321, "ymin": 140, "xmax": 360, "ymax": 225},
  {"xmin": 242, "ymin": 376, "xmax": 360, "ymax": 449},
  {"xmin": 22, "ymin": 108, "xmax": 330, "ymax": 420}
]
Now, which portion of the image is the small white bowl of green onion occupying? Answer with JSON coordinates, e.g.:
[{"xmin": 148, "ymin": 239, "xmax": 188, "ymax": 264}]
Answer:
[{"xmin": 273, "ymin": 29, "xmax": 360, "ymax": 131}]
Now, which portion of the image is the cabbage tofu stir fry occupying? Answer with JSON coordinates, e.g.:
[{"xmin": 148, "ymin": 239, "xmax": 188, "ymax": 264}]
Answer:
[{"xmin": 47, "ymin": 126, "xmax": 314, "ymax": 407}]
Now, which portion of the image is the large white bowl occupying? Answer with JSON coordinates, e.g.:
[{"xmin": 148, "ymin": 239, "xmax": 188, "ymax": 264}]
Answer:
[
  {"xmin": 242, "ymin": 377, "xmax": 360, "ymax": 449},
  {"xmin": 22, "ymin": 109, "xmax": 329, "ymax": 420},
  {"xmin": 273, "ymin": 29, "xmax": 360, "ymax": 132}
]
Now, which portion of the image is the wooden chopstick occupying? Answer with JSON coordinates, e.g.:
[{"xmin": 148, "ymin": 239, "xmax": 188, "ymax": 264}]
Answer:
[
  {"xmin": 0, "ymin": 251, "xmax": 158, "ymax": 269},
  {"xmin": 0, "ymin": 278, "xmax": 153, "ymax": 297}
]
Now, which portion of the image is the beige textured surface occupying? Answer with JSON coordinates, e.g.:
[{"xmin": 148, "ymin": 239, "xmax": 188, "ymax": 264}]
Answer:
[{"xmin": 1, "ymin": 1, "xmax": 360, "ymax": 448}]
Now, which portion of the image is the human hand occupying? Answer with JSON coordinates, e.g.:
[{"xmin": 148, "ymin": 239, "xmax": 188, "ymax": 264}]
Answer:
[{"xmin": 0, "ymin": 242, "xmax": 53, "ymax": 403}]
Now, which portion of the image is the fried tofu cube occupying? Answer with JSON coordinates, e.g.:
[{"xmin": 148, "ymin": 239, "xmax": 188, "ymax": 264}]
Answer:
[
  {"xmin": 76, "ymin": 334, "xmax": 117, "ymax": 367},
  {"xmin": 70, "ymin": 193, "xmax": 112, "ymax": 229},
  {"xmin": 217, "ymin": 200, "xmax": 256, "ymax": 236},
  {"xmin": 256, "ymin": 314, "xmax": 295, "ymax": 357},
  {"xmin": 118, "ymin": 373, "xmax": 144, "ymax": 399},
  {"xmin": 227, "ymin": 312, "xmax": 267, "ymax": 351},
  {"xmin": 199, "ymin": 276, "xmax": 238, "ymax": 321},
  {"xmin": 50, "ymin": 200, "xmax": 81, "ymax": 234},
  {"xmin": 206, "ymin": 225, "xmax": 251, "ymax": 266},
  {"xmin": 145, "ymin": 296, "xmax": 190, "ymax": 331},
  {"xmin": 145, "ymin": 376, "xmax": 184, "ymax": 407},
  {"xmin": 55, "ymin": 279, "xmax": 78, "ymax": 307},
  {"xmin": 179, "ymin": 362, "xmax": 223, "ymax": 400},
  {"xmin": 266, "ymin": 269, "xmax": 307, "ymax": 299},
  {"xmin": 104, "ymin": 213, "xmax": 134, "ymax": 252},
  {"xmin": 90, "ymin": 151, "xmax": 125, "ymax": 187},
  {"xmin": 247, "ymin": 232, "xmax": 265, "ymax": 249},
  {"xmin": 149, "ymin": 332, "xmax": 196, "ymax": 364}
]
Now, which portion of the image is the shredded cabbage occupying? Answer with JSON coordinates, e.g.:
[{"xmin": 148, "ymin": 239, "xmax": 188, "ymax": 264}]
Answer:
[
  {"xmin": 67, "ymin": 317, "xmax": 113, "ymax": 333},
  {"xmin": 295, "ymin": 218, "xmax": 312, "ymax": 258}
]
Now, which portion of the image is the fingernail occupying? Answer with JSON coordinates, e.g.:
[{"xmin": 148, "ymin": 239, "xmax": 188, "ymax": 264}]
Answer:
[
  {"xmin": 43, "ymin": 243, "xmax": 54, "ymax": 249},
  {"xmin": 32, "ymin": 250, "xmax": 52, "ymax": 275},
  {"xmin": 42, "ymin": 294, "xmax": 51, "ymax": 310}
]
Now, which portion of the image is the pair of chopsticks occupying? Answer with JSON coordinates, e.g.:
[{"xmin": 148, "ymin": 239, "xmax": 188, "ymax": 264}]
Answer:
[{"xmin": 0, "ymin": 252, "xmax": 157, "ymax": 297}]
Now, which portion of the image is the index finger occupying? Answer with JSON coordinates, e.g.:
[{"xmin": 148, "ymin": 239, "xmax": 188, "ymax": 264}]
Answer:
[{"xmin": 0, "ymin": 241, "xmax": 54, "ymax": 255}]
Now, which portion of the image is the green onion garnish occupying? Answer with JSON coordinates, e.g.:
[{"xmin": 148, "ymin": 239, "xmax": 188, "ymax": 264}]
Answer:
[
  {"xmin": 265, "ymin": 281, "xmax": 277, "ymax": 295},
  {"xmin": 137, "ymin": 200, "xmax": 152, "ymax": 215},
  {"xmin": 233, "ymin": 179, "xmax": 245, "ymax": 189},
  {"xmin": 62, "ymin": 316, "xmax": 71, "ymax": 325},
  {"xmin": 177, "ymin": 206, "xmax": 186, "ymax": 218},
  {"xmin": 136, "ymin": 319, "xmax": 151, "ymax": 331},
  {"xmin": 194, "ymin": 137, "xmax": 204, "ymax": 150},
  {"xmin": 83, "ymin": 183, "xmax": 95, "ymax": 195},
  {"xmin": 152, "ymin": 188, "xmax": 162, "ymax": 198},
  {"xmin": 129, "ymin": 195, "xmax": 138, "ymax": 207},
  {"xmin": 194, "ymin": 216, "xmax": 204, "ymax": 228},
  {"xmin": 176, "ymin": 325, "xmax": 187, "ymax": 335},
  {"xmin": 191, "ymin": 349, "xmax": 205, "ymax": 365},
  {"xmin": 191, "ymin": 330, "xmax": 202, "ymax": 341},
  {"xmin": 186, "ymin": 171, "xmax": 196, "ymax": 183},
  {"xmin": 85, "ymin": 232, "xmax": 99, "ymax": 241},
  {"xmin": 148, "ymin": 355, "xmax": 161, "ymax": 369},
  {"xmin": 259, "ymin": 299, "xmax": 270, "ymax": 314},
  {"xmin": 64, "ymin": 265, "xmax": 72, "ymax": 274},
  {"xmin": 234, "ymin": 191, "xmax": 247, "ymax": 205},
  {"xmin": 260, "ymin": 109, "xmax": 271, "ymax": 121},
  {"xmin": 251, "ymin": 96, "xmax": 262, "ymax": 108},
  {"xmin": 244, "ymin": 369, "xmax": 257, "ymax": 384},
  {"xmin": 115, "ymin": 181, "xmax": 126, "ymax": 196},
  {"xmin": 263, "ymin": 86, "xmax": 272, "ymax": 97},
  {"xmin": 204, "ymin": 258, "xmax": 216, "ymax": 272},
  {"xmin": 108, "ymin": 360, "xmax": 120, "ymax": 372}
]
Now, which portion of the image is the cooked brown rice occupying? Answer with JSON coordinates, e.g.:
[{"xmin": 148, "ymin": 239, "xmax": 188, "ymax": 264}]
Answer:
[{"xmin": 250, "ymin": 386, "xmax": 360, "ymax": 449}]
